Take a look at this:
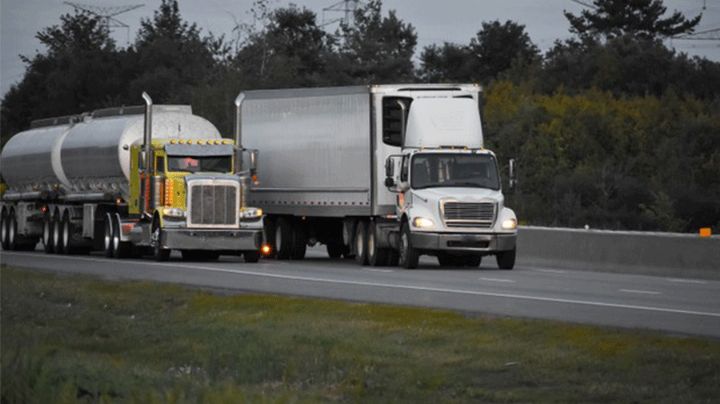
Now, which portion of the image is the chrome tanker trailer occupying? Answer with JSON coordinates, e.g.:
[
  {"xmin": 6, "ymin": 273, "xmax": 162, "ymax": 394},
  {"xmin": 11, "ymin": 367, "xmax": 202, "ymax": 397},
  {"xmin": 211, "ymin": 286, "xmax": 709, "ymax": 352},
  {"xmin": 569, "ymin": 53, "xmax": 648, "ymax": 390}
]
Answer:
[{"xmin": 0, "ymin": 93, "xmax": 264, "ymax": 261}]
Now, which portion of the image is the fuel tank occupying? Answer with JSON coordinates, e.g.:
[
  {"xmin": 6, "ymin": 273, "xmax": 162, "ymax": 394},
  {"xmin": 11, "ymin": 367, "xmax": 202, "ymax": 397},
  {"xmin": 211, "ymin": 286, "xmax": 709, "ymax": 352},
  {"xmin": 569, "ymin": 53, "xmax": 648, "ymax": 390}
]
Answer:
[{"xmin": 1, "ymin": 105, "xmax": 221, "ymax": 199}]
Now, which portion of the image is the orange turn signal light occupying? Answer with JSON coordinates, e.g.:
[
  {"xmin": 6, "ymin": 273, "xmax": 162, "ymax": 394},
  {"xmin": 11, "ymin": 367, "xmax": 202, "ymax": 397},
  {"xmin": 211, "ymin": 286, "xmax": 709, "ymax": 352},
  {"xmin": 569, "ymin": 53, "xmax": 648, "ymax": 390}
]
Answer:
[
  {"xmin": 261, "ymin": 244, "xmax": 272, "ymax": 256},
  {"xmin": 699, "ymin": 227, "xmax": 712, "ymax": 238}
]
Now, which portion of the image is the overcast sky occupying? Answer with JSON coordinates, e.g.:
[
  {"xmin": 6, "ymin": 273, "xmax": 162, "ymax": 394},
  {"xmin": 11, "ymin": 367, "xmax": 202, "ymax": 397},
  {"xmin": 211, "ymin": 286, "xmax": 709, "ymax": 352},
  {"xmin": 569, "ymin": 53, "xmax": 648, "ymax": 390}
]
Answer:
[{"xmin": 1, "ymin": 0, "xmax": 719, "ymax": 97}]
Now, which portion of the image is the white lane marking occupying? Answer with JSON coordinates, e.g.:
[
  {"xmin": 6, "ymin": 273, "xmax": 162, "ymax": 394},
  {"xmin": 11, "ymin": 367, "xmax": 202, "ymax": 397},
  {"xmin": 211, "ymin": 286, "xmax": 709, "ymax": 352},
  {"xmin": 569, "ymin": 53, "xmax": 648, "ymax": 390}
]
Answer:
[
  {"xmin": 6, "ymin": 252, "xmax": 720, "ymax": 319},
  {"xmin": 533, "ymin": 268, "xmax": 567, "ymax": 274},
  {"xmin": 364, "ymin": 268, "xmax": 394, "ymax": 273},
  {"xmin": 479, "ymin": 277, "xmax": 516, "ymax": 283},
  {"xmin": 666, "ymin": 278, "xmax": 708, "ymax": 285},
  {"xmin": 619, "ymin": 289, "xmax": 661, "ymax": 295}
]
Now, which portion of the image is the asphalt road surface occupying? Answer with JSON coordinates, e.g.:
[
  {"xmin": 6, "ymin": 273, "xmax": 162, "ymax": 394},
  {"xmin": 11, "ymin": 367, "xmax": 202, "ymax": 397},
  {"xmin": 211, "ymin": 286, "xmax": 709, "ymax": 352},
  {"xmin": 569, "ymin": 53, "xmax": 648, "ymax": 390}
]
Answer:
[{"xmin": 3, "ymin": 247, "xmax": 719, "ymax": 338}]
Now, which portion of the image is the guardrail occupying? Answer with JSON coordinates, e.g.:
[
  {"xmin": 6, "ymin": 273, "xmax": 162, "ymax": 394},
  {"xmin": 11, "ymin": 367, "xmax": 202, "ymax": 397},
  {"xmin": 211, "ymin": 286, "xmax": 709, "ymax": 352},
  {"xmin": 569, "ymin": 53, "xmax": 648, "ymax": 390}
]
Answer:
[{"xmin": 517, "ymin": 226, "xmax": 720, "ymax": 280}]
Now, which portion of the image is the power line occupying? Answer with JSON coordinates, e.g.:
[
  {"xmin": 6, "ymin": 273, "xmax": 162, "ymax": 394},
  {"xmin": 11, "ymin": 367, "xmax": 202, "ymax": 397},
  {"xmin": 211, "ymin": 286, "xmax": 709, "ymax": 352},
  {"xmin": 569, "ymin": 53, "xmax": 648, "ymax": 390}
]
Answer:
[
  {"xmin": 321, "ymin": 0, "xmax": 360, "ymax": 28},
  {"xmin": 63, "ymin": 2, "xmax": 144, "ymax": 44}
]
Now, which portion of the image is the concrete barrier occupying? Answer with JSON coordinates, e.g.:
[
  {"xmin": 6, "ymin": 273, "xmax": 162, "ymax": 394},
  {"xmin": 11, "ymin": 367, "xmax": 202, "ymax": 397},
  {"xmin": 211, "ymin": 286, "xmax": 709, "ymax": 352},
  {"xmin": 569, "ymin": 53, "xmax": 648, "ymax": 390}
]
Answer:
[{"xmin": 517, "ymin": 226, "xmax": 720, "ymax": 280}]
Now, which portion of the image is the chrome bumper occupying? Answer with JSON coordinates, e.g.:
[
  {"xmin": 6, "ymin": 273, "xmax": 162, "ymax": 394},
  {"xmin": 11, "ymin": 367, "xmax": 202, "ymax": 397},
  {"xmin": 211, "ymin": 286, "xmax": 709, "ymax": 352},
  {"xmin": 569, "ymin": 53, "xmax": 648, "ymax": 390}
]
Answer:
[
  {"xmin": 160, "ymin": 228, "xmax": 262, "ymax": 251},
  {"xmin": 410, "ymin": 232, "xmax": 516, "ymax": 252}
]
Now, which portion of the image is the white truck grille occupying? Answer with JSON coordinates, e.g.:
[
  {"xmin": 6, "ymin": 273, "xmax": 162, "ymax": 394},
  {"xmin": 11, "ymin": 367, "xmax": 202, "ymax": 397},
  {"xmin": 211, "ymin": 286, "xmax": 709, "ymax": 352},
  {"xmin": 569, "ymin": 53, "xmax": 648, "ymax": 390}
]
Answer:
[
  {"xmin": 442, "ymin": 202, "xmax": 496, "ymax": 228},
  {"xmin": 187, "ymin": 180, "xmax": 239, "ymax": 228}
]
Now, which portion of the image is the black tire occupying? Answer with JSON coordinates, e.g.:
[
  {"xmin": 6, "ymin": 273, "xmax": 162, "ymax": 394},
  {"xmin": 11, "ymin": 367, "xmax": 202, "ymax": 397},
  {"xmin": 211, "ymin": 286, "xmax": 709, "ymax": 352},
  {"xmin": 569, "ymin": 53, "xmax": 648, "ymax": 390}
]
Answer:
[
  {"xmin": 60, "ymin": 211, "xmax": 72, "ymax": 254},
  {"xmin": 6, "ymin": 209, "xmax": 18, "ymax": 251},
  {"xmin": 244, "ymin": 250, "xmax": 260, "ymax": 263},
  {"xmin": 496, "ymin": 247, "xmax": 516, "ymax": 270},
  {"xmin": 354, "ymin": 220, "xmax": 368, "ymax": 266},
  {"xmin": 367, "ymin": 221, "xmax": 389, "ymax": 267},
  {"xmin": 42, "ymin": 211, "xmax": 54, "ymax": 254},
  {"xmin": 113, "ymin": 214, "xmax": 132, "ymax": 259},
  {"xmin": 103, "ymin": 213, "xmax": 114, "ymax": 258},
  {"xmin": 290, "ymin": 220, "xmax": 307, "ymax": 260},
  {"xmin": 398, "ymin": 221, "xmax": 420, "ymax": 269},
  {"xmin": 52, "ymin": 211, "xmax": 64, "ymax": 254},
  {"xmin": 275, "ymin": 217, "xmax": 293, "ymax": 260},
  {"xmin": 0, "ymin": 208, "xmax": 8, "ymax": 250},
  {"xmin": 152, "ymin": 218, "xmax": 170, "ymax": 262},
  {"xmin": 326, "ymin": 242, "xmax": 344, "ymax": 259}
]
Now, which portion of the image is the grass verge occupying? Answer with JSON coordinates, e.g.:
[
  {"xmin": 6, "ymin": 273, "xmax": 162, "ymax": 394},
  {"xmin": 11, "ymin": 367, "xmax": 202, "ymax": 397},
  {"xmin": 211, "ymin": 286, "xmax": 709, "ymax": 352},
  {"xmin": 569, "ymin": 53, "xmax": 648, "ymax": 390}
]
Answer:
[{"xmin": 1, "ymin": 265, "xmax": 719, "ymax": 403}]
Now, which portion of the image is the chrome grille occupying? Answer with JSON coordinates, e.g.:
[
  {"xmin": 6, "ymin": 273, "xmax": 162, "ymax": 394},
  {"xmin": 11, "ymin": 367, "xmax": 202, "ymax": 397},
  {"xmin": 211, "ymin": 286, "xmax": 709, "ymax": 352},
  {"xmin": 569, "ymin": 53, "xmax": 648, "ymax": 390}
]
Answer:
[
  {"xmin": 188, "ymin": 182, "xmax": 238, "ymax": 228},
  {"xmin": 442, "ymin": 202, "xmax": 496, "ymax": 228}
]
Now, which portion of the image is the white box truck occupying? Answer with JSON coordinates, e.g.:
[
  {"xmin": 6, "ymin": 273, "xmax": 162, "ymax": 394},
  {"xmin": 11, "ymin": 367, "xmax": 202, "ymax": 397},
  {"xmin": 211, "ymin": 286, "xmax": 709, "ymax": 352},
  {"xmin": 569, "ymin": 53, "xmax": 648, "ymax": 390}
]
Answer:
[{"xmin": 239, "ymin": 84, "xmax": 517, "ymax": 269}]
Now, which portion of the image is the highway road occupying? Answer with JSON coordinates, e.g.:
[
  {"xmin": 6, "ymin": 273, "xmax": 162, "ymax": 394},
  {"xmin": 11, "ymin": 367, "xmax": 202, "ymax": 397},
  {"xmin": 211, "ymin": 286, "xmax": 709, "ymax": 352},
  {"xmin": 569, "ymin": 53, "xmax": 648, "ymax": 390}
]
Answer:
[{"xmin": 3, "ymin": 247, "xmax": 719, "ymax": 338}]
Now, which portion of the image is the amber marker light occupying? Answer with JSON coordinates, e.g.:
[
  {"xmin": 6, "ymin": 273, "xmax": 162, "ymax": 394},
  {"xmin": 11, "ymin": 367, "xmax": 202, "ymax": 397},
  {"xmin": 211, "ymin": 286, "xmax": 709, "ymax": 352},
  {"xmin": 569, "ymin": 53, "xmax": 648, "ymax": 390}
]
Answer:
[
  {"xmin": 699, "ymin": 227, "xmax": 712, "ymax": 238},
  {"xmin": 261, "ymin": 244, "xmax": 272, "ymax": 256}
]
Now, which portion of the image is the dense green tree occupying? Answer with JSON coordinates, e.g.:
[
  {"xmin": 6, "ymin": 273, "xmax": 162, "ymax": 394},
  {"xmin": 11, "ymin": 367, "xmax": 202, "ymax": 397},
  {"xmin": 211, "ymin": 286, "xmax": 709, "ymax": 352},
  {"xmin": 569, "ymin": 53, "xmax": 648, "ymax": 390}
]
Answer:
[
  {"xmin": 418, "ymin": 20, "xmax": 538, "ymax": 84},
  {"xmin": 564, "ymin": 0, "xmax": 701, "ymax": 39},
  {"xmin": 1, "ymin": 12, "xmax": 124, "ymax": 145}
]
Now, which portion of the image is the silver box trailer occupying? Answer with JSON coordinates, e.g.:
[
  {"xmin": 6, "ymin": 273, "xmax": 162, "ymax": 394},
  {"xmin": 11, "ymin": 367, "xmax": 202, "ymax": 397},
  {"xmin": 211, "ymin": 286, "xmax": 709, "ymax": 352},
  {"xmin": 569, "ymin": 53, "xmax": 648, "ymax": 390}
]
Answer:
[{"xmin": 241, "ymin": 84, "xmax": 517, "ymax": 269}]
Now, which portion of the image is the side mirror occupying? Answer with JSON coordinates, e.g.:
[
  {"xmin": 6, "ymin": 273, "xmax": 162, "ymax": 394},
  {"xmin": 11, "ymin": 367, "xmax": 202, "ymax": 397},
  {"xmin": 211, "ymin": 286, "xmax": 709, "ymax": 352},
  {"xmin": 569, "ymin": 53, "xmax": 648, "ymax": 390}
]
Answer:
[
  {"xmin": 249, "ymin": 149, "xmax": 259, "ymax": 176},
  {"xmin": 385, "ymin": 157, "xmax": 394, "ymax": 177},
  {"xmin": 508, "ymin": 158, "xmax": 517, "ymax": 191}
]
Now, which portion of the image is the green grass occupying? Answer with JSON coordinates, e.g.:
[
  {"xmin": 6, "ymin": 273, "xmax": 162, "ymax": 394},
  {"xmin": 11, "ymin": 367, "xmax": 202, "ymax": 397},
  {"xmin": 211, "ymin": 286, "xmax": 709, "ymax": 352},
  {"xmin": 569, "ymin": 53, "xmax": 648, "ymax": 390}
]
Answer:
[{"xmin": 1, "ymin": 265, "xmax": 719, "ymax": 403}]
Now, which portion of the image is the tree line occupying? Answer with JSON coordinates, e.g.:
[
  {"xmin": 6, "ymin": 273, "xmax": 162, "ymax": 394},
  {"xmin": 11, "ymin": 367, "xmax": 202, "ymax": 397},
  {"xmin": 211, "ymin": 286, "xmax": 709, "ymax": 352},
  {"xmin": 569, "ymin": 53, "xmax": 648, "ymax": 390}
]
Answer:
[{"xmin": 1, "ymin": 0, "xmax": 718, "ymax": 233}]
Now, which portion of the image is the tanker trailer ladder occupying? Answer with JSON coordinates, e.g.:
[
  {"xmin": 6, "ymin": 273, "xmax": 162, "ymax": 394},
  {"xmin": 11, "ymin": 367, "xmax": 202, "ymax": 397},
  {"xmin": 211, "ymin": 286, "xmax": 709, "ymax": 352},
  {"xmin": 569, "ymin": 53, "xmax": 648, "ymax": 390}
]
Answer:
[
  {"xmin": 240, "ymin": 84, "xmax": 518, "ymax": 269},
  {"xmin": 0, "ymin": 92, "xmax": 265, "ymax": 263}
]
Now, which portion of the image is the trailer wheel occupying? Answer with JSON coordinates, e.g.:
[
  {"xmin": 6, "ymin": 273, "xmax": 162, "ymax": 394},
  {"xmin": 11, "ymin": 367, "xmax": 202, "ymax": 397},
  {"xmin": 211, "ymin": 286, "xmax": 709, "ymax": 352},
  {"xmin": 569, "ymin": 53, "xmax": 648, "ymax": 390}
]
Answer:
[
  {"xmin": 398, "ymin": 221, "xmax": 419, "ymax": 269},
  {"xmin": 113, "ymin": 214, "xmax": 131, "ymax": 259},
  {"xmin": 0, "ymin": 208, "xmax": 8, "ymax": 250},
  {"xmin": 354, "ymin": 220, "xmax": 368, "ymax": 266},
  {"xmin": 42, "ymin": 211, "xmax": 54, "ymax": 254},
  {"xmin": 103, "ymin": 213, "xmax": 114, "ymax": 257},
  {"xmin": 7, "ymin": 209, "xmax": 18, "ymax": 251},
  {"xmin": 275, "ymin": 217, "xmax": 293, "ymax": 260},
  {"xmin": 60, "ymin": 211, "xmax": 73, "ymax": 254},
  {"xmin": 496, "ymin": 248, "xmax": 516, "ymax": 270},
  {"xmin": 244, "ymin": 250, "xmax": 260, "ymax": 263},
  {"xmin": 290, "ymin": 219, "xmax": 307, "ymax": 260},
  {"xmin": 367, "ymin": 221, "xmax": 389, "ymax": 267}
]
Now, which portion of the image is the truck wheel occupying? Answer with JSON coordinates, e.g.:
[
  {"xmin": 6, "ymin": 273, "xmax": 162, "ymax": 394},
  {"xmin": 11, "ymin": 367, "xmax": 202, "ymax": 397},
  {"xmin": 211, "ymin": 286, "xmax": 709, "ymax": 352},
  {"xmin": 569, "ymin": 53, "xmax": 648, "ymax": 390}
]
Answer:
[
  {"xmin": 398, "ymin": 222, "xmax": 419, "ymax": 269},
  {"xmin": 244, "ymin": 250, "xmax": 260, "ymax": 263},
  {"xmin": 7, "ymin": 209, "xmax": 17, "ymax": 251},
  {"xmin": 290, "ymin": 220, "xmax": 307, "ymax": 260},
  {"xmin": 275, "ymin": 217, "xmax": 293, "ymax": 260},
  {"xmin": 263, "ymin": 217, "xmax": 277, "ymax": 258},
  {"xmin": 326, "ymin": 242, "xmax": 344, "ymax": 259},
  {"xmin": 52, "ymin": 210, "xmax": 64, "ymax": 254},
  {"xmin": 354, "ymin": 220, "xmax": 368, "ymax": 265},
  {"xmin": 113, "ymin": 214, "xmax": 131, "ymax": 259},
  {"xmin": 496, "ymin": 248, "xmax": 516, "ymax": 270},
  {"xmin": 0, "ymin": 208, "xmax": 8, "ymax": 250},
  {"xmin": 42, "ymin": 211, "xmax": 54, "ymax": 254},
  {"xmin": 103, "ymin": 213, "xmax": 114, "ymax": 258},
  {"xmin": 151, "ymin": 220, "xmax": 170, "ymax": 262},
  {"xmin": 367, "ymin": 221, "xmax": 389, "ymax": 266}
]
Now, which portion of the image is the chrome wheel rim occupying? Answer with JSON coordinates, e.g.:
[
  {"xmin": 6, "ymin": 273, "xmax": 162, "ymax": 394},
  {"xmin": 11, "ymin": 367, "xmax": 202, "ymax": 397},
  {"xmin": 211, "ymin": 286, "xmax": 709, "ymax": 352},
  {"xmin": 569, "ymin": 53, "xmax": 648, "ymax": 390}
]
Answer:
[
  {"xmin": 63, "ymin": 219, "xmax": 70, "ymax": 250},
  {"xmin": 275, "ymin": 227, "xmax": 282, "ymax": 252},
  {"xmin": 43, "ymin": 218, "xmax": 50, "ymax": 246},
  {"xmin": 356, "ymin": 229, "xmax": 363, "ymax": 258},
  {"xmin": 104, "ymin": 216, "xmax": 112, "ymax": 252},
  {"xmin": 8, "ymin": 216, "xmax": 15, "ymax": 245},
  {"xmin": 1, "ymin": 214, "xmax": 7, "ymax": 245},
  {"xmin": 367, "ymin": 227, "xmax": 375, "ymax": 260},
  {"xmin": 53, "ymin": 216, "xmax": 61, "ymax": 249},
  {"xmin": 112, "ymin": 217, "xmax": 120, "ymax": 252}
]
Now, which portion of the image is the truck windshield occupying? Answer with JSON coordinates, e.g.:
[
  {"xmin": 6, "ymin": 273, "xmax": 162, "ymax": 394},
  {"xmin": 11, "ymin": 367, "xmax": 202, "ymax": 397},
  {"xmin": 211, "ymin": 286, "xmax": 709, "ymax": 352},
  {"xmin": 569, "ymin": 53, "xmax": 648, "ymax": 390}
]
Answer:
[
  {"xmin": 411, "ymin": 153, "xmax": 500, "ymax": 190},
  {"xmin": 167, "ymin": 156, "xmax": 232, "ymax": 173}
]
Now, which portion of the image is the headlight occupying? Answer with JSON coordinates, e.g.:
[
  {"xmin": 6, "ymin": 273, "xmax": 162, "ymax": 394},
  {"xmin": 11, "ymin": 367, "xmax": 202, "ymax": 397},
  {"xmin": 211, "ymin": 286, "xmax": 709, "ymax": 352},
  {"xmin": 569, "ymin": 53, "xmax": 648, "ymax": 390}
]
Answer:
[
  {"xmin": 240, "ymin": 207, "xmax": 263, "ymax": 219},
  {"xmin": 502, "ymin": 218, "xmax": 517, "ymax": 230},
  {"xmin": 162, "ymin": 207, "xmax": 186, "ymax": 218},
  {"xmin": 412, "ymin": 217, "xmax": 434, "ymax": 228}
]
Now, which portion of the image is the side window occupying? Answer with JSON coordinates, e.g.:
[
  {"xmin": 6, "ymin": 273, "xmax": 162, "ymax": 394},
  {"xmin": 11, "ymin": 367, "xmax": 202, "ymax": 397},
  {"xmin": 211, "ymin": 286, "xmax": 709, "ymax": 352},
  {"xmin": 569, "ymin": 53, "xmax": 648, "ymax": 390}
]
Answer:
[
  {"xmin": 382, "ymin": 96, "xmax": 413, "ymax": 147},
  {"xmin": 155, "ymin": 156, "xmax": 165, "ymax": 173},
  {"xmin": 400, "ymin": 155, "xmax": 409, "ymax": 182}
]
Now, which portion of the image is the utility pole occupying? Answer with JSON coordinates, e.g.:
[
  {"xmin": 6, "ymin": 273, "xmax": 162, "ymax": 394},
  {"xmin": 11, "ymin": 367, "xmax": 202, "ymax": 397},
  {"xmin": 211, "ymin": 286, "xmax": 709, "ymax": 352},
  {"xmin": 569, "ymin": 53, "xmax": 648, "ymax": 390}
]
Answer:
[
  {"xmin": 321, "ymin": 0, "xmax": 360, "ymax": 28},
  {"xmin": 63, "ymin": 2, "xmax": 144, "ymax": 43}
]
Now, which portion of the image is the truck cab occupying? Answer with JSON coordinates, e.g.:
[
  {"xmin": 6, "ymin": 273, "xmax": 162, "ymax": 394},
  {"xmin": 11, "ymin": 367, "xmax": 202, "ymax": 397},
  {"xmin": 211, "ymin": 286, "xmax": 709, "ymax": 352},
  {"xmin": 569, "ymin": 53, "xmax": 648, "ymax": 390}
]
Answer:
[{"xmin": 383, "ymin": 91, "xmax": 517, "ymax": 269}]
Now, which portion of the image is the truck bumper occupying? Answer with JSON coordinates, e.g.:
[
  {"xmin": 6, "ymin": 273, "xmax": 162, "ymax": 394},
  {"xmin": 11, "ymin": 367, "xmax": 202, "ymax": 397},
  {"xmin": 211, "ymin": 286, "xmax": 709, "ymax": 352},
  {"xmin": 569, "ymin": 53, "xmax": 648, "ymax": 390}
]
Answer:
[
  {"xmin": 410, "ymin": 232, "xmax": 516, "ymax": 253},
  {"xmin": 161, "ymin": 228, "xmax": 263, "ymax": 251}
]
